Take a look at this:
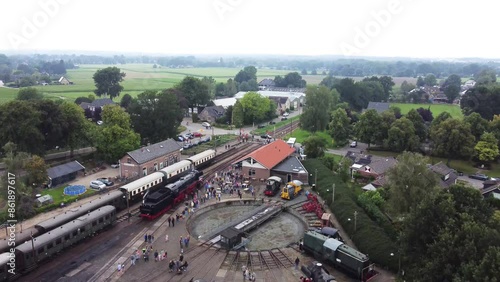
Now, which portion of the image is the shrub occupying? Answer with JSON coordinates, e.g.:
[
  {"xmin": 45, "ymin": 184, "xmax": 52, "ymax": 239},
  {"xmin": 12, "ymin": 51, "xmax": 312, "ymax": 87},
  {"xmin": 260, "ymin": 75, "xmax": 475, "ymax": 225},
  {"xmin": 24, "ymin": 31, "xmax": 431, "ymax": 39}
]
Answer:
[{"xmin": 192, "ymin": 113, "xmax": 199, "ymax": 122}]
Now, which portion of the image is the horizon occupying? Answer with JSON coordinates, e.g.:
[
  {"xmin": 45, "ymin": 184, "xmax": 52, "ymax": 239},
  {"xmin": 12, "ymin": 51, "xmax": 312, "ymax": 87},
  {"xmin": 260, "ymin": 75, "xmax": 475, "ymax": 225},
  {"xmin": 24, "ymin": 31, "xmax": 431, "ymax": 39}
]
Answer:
[{"xmin": 2, "ymin": 0, "xmax": 500, "ymax": 60}]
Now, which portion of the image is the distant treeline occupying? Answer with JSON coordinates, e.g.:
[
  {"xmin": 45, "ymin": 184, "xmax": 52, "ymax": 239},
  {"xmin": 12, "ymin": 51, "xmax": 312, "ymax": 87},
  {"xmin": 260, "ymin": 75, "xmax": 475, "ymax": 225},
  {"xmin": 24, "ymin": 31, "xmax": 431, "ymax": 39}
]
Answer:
[{"xmin": 1, "ymin": 53, "xmax": 499, "ymax": 82}]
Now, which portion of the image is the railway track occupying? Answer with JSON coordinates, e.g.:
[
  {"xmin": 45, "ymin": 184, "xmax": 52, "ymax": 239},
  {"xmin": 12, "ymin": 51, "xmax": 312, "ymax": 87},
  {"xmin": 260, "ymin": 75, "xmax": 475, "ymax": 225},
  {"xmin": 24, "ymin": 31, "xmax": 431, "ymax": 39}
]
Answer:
[
  {"xmin": 222, "ymin": 248, "xmax": 294, "ymax": 271},
  {"xmin": 270, "ymin": 120, "xmax": 300, "ymax": 139}
]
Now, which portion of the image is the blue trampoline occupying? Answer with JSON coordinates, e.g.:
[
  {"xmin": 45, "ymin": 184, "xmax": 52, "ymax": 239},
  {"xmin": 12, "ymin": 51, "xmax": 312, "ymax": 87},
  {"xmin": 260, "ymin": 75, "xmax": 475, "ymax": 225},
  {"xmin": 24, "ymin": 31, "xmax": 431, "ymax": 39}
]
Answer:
[{"xmin": 64, "ymin": 185, "xmax": 86, "ymax": 196}]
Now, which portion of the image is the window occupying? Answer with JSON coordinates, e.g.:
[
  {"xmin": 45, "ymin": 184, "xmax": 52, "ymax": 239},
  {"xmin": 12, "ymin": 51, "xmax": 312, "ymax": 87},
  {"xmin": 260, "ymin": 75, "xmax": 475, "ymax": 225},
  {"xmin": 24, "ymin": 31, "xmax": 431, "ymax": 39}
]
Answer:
[
  {"xmin": 159, "ymin": 162, "xmax": 164, "ymax": 169},
  {"xmin": 72, "ymin": 230, "xmax": 78, "ymax": 236},
  {"xmin": 143, "ymin": 167, "xmax": 147, "ymax": 176},
  {"xmin": 47, "ymin": 243, "xmax": 53, "ymax": 249},
  {"xmin": 56, "ymin": 238, "xmax": 62, "ymax": 245},
  {"xmin": 127, "ymin": 158, "xmax": 131, "ymax": 164},
  {"xmin": 99, "ymin": 218, "xmax": 104, "ymax": 223},
  {"xmin": 65, "ymin": 234, "xmax": 70, "ymax": 240},
  {"xmin": 38, "ymin": 248, "xmax": 44, "ymax": 255},
  {"xmin": 249, "ymin": 169, "xmax": 256, "ymax": 176},
  {"xmin": 154, "ymin": 163, "xmax": 158, "ymax": 171},
  {"xmin": 92, "ymin": 221, "xmax": 97, "ymax": 227}
]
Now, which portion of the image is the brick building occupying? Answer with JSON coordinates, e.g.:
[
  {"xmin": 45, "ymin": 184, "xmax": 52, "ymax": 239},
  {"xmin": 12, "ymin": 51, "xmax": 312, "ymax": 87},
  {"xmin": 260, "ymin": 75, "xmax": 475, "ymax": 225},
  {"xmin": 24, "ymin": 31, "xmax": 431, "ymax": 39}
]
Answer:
[
  {"xmin": 119, "ymin": 139, "xmax": 182, "ymax": 178},
  {"xmin": 233, "ymin": 139, "xmax": 296, "ymax": 180}
]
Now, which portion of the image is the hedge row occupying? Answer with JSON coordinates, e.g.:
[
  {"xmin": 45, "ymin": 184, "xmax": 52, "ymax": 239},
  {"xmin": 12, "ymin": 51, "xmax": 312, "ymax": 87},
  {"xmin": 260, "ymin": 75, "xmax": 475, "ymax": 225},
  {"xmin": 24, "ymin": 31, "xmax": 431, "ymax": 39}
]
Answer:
[{"xmin": 303, "ymin": 159, "xmax": 399, "ymax": 271}]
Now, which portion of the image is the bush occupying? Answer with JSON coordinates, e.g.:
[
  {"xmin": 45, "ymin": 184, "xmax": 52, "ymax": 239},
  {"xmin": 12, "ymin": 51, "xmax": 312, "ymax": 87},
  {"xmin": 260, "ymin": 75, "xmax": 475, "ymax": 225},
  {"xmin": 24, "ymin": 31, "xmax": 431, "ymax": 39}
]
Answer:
[
  {"xmin": 303, "ymin": 159, "xmax": 398, "ymax": 271},
  {"xmin": 192, "ymin": 113, "xmax": 199, "ymax": 122}
]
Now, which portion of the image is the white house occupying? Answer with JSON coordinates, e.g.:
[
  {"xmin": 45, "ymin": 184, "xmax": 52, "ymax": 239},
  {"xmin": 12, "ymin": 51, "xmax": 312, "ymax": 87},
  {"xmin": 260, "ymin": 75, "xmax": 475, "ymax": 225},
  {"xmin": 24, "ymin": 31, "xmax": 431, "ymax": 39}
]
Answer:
[
  {"xmin": 0, "ymin": 80, "xmax": 3, "ymax": 87},
  {"xmin": 213, "ymin": 97, "xmax": 237, "ymax": 109}
]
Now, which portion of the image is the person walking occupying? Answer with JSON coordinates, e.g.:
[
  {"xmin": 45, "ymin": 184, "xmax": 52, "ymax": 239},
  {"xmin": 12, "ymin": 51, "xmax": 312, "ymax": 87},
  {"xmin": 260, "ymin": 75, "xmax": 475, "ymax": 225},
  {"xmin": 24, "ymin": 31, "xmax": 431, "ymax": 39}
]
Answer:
[
  {"xmin": 165, "ymin": 234, "xmax": 169, "ymax": 242},
  {"xmin": 179, "ymin": 253, "xmax": 184, "ymax": 262},
  {"xmin": 180, "ymin": 236, "xmax": 184, "ymax": 249},
  {"xmin": 117, "ymin": 263, "xmax": 122, "ymax": 272},
  {"xmin": 168, "ymin": 217, "xmax": 171, "ymax": 227},
  {"xmin": 295, "ymin": 257, "xmax": 300, "ymax": 270},
  {"xmin": 130, "ymin": 254, "xmax": 136, "ymax": 265},
  {"xmin": 144, "ymin": 234, "xmax": 147, "ymax": 242},
  {"xmin": 154, "ymin": 250, "xmax": 159, "ymax": 262}
]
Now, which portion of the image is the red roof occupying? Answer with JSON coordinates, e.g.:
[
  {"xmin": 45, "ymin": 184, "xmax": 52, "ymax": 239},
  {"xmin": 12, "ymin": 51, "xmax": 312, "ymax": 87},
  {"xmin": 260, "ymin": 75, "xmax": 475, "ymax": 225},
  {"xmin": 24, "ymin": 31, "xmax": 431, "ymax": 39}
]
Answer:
[{"xmin": 234, "ymin": 140, "xmax": 295, "ymax": 169}]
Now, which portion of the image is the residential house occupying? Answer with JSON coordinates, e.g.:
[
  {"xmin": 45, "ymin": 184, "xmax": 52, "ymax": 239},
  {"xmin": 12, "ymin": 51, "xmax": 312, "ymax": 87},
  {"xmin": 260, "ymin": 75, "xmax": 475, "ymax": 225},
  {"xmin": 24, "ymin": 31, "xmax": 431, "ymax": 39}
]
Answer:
[
  {"xmin": 79, "ymin": 98, "xmax": 116, "ymax": 119},
  {"xmin": 233, "ymin": 139, "xmax": 296, "ymax": 180},
  {"xmin": 58, "ymin": 76, "xmax": 72, "ymax": 85},
  {"xmin": 271, "ymin": 156, "xmax": 309, "ymax": 184},
  {"xmin": 481, "ymin": 185, "xmax": 500, "ymax": 199},
  {"xmin": 258, "ymin": 78, "xmax": 275, "ymax": 90},
  {"xmin": 364, "ymin": 102, "xmax": 390, "ymax": 113},
  {"xmin": 198, "ymin": 106, "xmax": 226, "ymax": 123},
  {"xmin": 234, "ymin": 90, "xmax": 305, "ymax": 109},
  {"xmin": 428, "ymin": 162, "xmax": 458, "ymax": 188},
  {"xmin": 268, "ymin": 96, "xmax": 290, "ymax": 114},
  {"xmin": 357, "ymin": 157, "xmax": 398, "ymax": 179},
  {"xmin": 119, "ymin": 139, "xmax": 182, "ymax": 178}
]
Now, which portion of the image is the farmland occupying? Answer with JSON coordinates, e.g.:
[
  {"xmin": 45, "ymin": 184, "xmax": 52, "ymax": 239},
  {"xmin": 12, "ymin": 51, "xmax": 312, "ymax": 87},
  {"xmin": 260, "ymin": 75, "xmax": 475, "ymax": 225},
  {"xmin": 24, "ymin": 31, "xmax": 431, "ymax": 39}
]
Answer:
[
  {"xmin": 0, "ymin": 64, "xmax": 419, "ymax": 103},
  {"xmin": 391, "ymin": 103, "xmax": 464, "ymax": 119}
]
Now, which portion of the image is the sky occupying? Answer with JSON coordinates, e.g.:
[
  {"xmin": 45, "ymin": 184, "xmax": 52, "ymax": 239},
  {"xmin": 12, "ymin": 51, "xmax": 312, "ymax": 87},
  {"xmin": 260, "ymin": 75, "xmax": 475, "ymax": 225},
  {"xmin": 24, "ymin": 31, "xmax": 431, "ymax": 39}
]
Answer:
[{"xmin": 1, "ymin": 0, "xmax": 499, "ymax": 59}]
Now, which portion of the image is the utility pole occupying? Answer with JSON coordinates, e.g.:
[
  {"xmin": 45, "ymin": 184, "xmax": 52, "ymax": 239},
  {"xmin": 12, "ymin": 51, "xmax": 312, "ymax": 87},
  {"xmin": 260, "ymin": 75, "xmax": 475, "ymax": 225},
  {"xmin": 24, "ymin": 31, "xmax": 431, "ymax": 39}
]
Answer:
[
  {"xmin": 332, "ymin": 183, "xmax": 335, "ymax": 204},
  {"xmin": 354, "ymin": 211, "xmax": 358, "ymax": 231},
  {"xmin": 314, "ymin": 169, "xmax": 318, "ymax": 189},
  {"xmin": 127, "ymin": 193, "xmax": 130, "ymax": 222},
  {"xmin": 212, "ymin": 126, "xmax": 216, "ymax": 152}
]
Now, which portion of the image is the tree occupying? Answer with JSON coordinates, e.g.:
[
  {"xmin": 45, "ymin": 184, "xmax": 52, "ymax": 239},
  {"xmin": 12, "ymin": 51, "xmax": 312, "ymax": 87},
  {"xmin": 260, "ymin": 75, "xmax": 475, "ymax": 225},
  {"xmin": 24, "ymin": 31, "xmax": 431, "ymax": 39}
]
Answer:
[
  {"xmin": 232, "ymin": 101, "xmax": 244, "ymax": 128},
  {"xmin": 319, "ymin": 75, "xmax": 340, "ymax": 89},
  {"xmin": 0, "ymin": 101, "xmax": 44, "ymax": 155},
  {"xmin": 120, "ymin": 93, "xmax": 133, "ymax": 109},
  {"xmin": 362, "ymin": 76, "xmax": 394, "ymax": 100},
  {"xmin": 274, "ymin": 72, "xmax": 306, "ymax": 88},
  {"xmin": 385, "ymin": 117, "xmax": 420, "ymax": 152},
  {"xmin": 300, "ymin": 86, "xmax": 338, "ymax": 132},
  {"xmin": 24, "ymin": 155, "xmax": 48, "ymax": 186},
  {"xmin": 234, "ymin": 66, "xmax": 257, "ymax": 83},
  {"xmin": 128, "ymin": 90, "xmax": 183, "ymax": 144},
  {"xmin": 474, "ymin": 68, "xmax": 497, "ymax": 85},
  {"xmin": 442, "ymin": 74, "xmax": 462, "ymax": 102},
  {"xmin": 92, "ymin": 105, "xmax": 140, "ymax": 162},
  {"xmin": 93, "ymin": 67, "xmax": 126, "ymax": 99},
  {"xmin": 460, "ymin": 85, "xmax": 496, "ymax": 120},
  {"xmin": 464, "ymin": 112, "xmax": 490, "ymax": 141},
  {"xmin": 59, "ymin": 102, "xmax": 88, "ymax": 156},
  {"xmin": 401, "ymin": 185, "xmax": 499, "ymax": 281},
  {"xmin": 355, "ymin": 109, "xmax": 381, "ymax": 148},
  {"xmin": 33, "ymin": 100, "xmax": 66, "ymax": 151},
  {"xmin": 238, "ymin": 92, "xmax": 272, "ymax": 124},
  {"xmin": 405, "ymin": 109, "xmax": 427, "ymax": 141},
  {"xmin": 176, "ymin": 76, "xmax": 210, "ymax": 114},
  {"xmin": 474, "ymin": 132, "xmax": 499, "ymax": 163},
  {"xmin": 329, "ymin": 108, "xmax": 351, "ymax": 146},
  {"xmin": 17, "ymin": 87, "xmax": 43, "ymax": 100},
  {"xmin": 416, "ymin": 76, "xmax": 425, "ymax": 87},
  {"xmin": 416, "ymin": 107, "xmax": 433, "ymax": 122},
  {"xmin": 201, "ymin": 76, "xmax": 216, "ymax": 99},
  {"xmin": 424, "ymin": 74, "xmax": 437, "ymax": 86},
  {"xmin": 303, "ymin": 136, "xmax": 327, "ymax": 158},
  {"xmin": 215, "ymin": 82, "xmax": 225, "ymax": 97},
  {"xmin": 301, "ymin": 69, "xmax": 307, "ymax": 75},
  {"xmin": 224, "ymin": 78, "xmax": 238, "ymax": 96},
  {"xmin": 430, "ymin": 118, "xmax": 476, "ymax": 161},
  {"xmin": 400, "ymin": 80, "xmax": 415, "ymax": 93},
  {"xmin": 377, "ymin": 110, "xmax": 396, "ymax": 146},
  {"xmin": 75, "ymin": 96, "xmax": 93, "ymax": 105},
  {"xmin": 385, "ymin": 152, "xmax": 439, "ymax": 215}
]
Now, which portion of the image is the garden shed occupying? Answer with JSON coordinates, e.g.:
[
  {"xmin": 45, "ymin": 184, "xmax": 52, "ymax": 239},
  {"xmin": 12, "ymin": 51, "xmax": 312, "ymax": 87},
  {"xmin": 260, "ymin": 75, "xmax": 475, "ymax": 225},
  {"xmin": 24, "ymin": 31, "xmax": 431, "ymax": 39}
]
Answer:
[
  {"xmin": 36, "ymin": 195, "xmax": 54, "ymax": 207},
  {"xmin": 47, "ymin": 161, "xmax": 85, "ymax": 188}
]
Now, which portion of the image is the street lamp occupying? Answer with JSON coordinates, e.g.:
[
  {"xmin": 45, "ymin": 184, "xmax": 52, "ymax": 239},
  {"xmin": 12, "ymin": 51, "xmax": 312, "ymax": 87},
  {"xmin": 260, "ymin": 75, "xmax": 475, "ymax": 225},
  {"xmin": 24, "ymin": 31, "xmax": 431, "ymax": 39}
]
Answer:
[
  {"xmin": 390, "ymin": 252, "xmax": 401, "ymax": 275},
  {"xmin": 326, "ymin": 184, "xmax": 334, "ymax": 205},
  {"xmin": 123, "ymin": 194, "xmax": 130, "ymax": 222}
]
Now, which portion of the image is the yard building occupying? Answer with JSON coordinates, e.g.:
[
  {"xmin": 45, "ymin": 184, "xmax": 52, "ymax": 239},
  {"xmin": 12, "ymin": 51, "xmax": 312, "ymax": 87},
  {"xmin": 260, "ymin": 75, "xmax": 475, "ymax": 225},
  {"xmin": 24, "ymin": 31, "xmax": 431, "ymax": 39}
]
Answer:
[
  {"xmin": 258, "ymin": 78, "xmax": 275, "ymax": 90},
  {"xmin": 213, "ymin": 97, "xmax": 237, "ymax": 109},
  {"xmin": 58, "ymin": 76, "xmax": 72, "ymax": 85},
  {"xmin": 198, "ymin": 105, "xmax": 225, "ymax": 123},
  {"xmin": 233, "ymin": 139, "xmax": 296, "ymax": 180},
  {"xmin": 119, "ymin": 139, "xmax": 182, "ymax": 178},
  {"xmin": 47, "ymin": 160, "xmax": 85, "ymax": 188},
  {"xmin": 428, "ymin": 162, "xmax": 458, "ymax": 188},
  {"xmin": 364, "ymin": 102, "xmax": 390, "ymax": 113},
  {"xmin": 271, "ymin": 156, "xmax": 309, "ymax": 184}
]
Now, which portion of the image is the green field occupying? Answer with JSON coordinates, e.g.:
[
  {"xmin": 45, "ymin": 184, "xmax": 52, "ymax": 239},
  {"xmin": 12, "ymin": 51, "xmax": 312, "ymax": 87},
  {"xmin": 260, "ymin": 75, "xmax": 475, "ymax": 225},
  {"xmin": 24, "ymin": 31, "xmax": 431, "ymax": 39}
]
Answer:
[
  {"xmin": 0, "ymin": 87, "xmax": 20, "ymax": 103},
  {"xmin": 392, "ymin": 103, "xmax": 464, "ymax": 119}
]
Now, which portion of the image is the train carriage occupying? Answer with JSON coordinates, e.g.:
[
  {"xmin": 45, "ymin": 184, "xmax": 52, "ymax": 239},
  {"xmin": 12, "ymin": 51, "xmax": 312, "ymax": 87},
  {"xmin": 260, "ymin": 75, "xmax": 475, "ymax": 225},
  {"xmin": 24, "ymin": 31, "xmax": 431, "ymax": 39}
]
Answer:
[
  {"xmin": 120, "ymin": 172, "xmax": 164, "ymax": 203},
  {"xmin": 187, "ymin": 149, "xmax": 216, "ymax": 169},
  {"xmin": 0, "ymin": 252, "xmax": 15, "ymax": 282},
  {"xmin": 159, "ymin": 160, "xmax": 192, "ymax": 182},
  {"xmin": 15, "ymin": 206, "xmax": 116, "ymax": 273}
]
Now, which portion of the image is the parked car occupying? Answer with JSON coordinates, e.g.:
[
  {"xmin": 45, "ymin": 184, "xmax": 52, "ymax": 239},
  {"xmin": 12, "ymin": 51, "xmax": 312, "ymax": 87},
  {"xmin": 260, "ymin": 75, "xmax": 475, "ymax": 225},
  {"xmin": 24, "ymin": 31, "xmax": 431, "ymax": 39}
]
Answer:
[
  {"xmin": 193, "ymin": 132, "xmax": 203, "ymax": 137},
  {"xmin": 111, "ymin": 163, "xmax": 120, "ymax": 168},
  {"xmin": 350, "ymin": 141, "xmax": 357, "ymax": 148},
  {"xmin": 260, "ymin": 134, "xmax": 272, "ymax": 139},
  {"xmin": 183, "ymin": 143, "xmax": 192, "ymax": 149},
  {"xmin": 257, "ymin": 124, "xmax": 266, "ymax": 129},
  {"xmin": 90, "ymin": 180, "xmax": 106, "ymax": 190},
  {"xmin": 177, "ymin": 136, "xmax": 184, "ymax": 142},
  {"xmin": 269, "ymin": 121, "xmax": 276, "ymax": 125},
  {"xmin": 283, "ymin": 112, "xmax": 289, "ymax": 117},
  {"xmin": 202, "ymin": 122, "xmax": 211, "ymax": 128},
  {"xmin": 281, "ymin": 117, "xmax": 288, "ymax": 121},
  {"xmin": 469, "ymin": 173, "xmax": 489, "ymax": 181},
  {"xmin": 96, "ymin": 178, "xmax": 114, "ymax": 186},
  {"xmin": 185, "ymin": 133, "xmax": 194, "ymax": 139}
]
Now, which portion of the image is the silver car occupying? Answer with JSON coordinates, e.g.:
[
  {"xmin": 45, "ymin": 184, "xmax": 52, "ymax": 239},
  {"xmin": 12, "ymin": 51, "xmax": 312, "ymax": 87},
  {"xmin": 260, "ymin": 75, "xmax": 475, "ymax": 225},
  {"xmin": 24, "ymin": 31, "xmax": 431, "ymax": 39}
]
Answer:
[{"xmin": 90, "ymin": 180, "xmax": 106, "ymax": 190}]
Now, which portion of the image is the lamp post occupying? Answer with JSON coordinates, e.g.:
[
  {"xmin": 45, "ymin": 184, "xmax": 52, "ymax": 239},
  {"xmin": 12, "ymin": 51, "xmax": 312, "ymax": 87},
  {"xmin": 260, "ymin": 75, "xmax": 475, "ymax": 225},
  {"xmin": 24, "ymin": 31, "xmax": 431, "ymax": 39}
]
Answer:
[
  {"xmin": 124, "ymin": 194, "xmax": 130, "ymax": 222},
  {"xmin": 314, "ymin": 169, "xmax": 318, "ymax": 189},
  {"xmin": 390, "ymin": 252, "xmax": 401, "ymax": 275},
  {"xmin": 354, "ymin": 211, "xmax": 358, "ymax": 231}
]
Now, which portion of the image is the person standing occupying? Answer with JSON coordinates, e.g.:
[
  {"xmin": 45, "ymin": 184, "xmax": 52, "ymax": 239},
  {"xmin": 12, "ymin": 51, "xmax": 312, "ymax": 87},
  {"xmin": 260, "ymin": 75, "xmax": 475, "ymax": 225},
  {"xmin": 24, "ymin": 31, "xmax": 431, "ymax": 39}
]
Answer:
[
  {"xmin": 295, "ymin": 257, "xmax": 300, "ymax": 270},
  {"xmin": 180, "ymin": 236, "xmax": 184, "ymax": 249},
  {"xmin": 168, "ymin": 217, "xmax": 171, "ymax": 227},
  {"xmin": 165, "ymin": 234, "xmax": 169, "ymax": 242}
]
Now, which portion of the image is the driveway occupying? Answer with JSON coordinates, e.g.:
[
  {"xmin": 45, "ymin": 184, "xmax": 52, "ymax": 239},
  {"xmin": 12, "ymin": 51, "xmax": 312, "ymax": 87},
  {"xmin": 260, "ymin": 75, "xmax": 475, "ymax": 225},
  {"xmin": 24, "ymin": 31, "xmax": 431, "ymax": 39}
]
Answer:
[{"xmin": 457, "ymin": 175, "xmax": 484, "ymax": 189}]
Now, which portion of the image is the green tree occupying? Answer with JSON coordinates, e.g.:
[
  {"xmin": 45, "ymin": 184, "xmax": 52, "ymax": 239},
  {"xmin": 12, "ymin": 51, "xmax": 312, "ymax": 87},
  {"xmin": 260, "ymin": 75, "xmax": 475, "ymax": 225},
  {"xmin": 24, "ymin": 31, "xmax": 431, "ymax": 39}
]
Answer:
[
  {"xmin": 24, "ymin": 155, "xmax": 48, "ymax": 186},
  {"xmin": 385, "ymin": 117, "xmax": 420, "ymax": 152},
  {"xmin": 377, "ymin": 110, "xmax": 396, "ymax": 146},
  {"xmin": 176, "ymin": 76, "xmax": 211, "ymax": 114},
  {"xmin": 33, "ymin": 100, "xmax": 66, "ymax": 151},
  {"xmin": 303, "ymin": 136, "xmax": 327, "ymax": 158},
  {"xmin": 430, "ymin": 111, "xmax": 452, "ymax": 134},
  {"xmin": 329, "ymin": 108, "xmax": 351, "ymax": 146},
  {"xmin": 400, "ymin": 80, "xmax": 415, "ymax": 93},
  {"xmin": 405, "ymin": 109, "xmax": 427, "ymax": 141},
  {"xmin": 59, "ymin": 102, "xmax": 88, "ymax": 156},
  {"xmin": 224, "ymin": 78, "xmax": 238, "ymax": 96},
  {"xmin": 120, "ymin": 93, "xmax": 133, "ymax": 109},
  {"xmin": 474, "ymin": 132, "xmax": 499, "ymax": 163},
  {"xmin": 474, "ymin": 68, "xmax": 497, "ymax": 85},
  {"xmin": 274, "ymin": 72, "xmax": 306, "ymax": 88},
  {"xmin": 0, "ymin": 101, "xmax": 44, "ymax": 155},
  {"xmin": 234, "ymin": 66, "xmax": 257, "ymax": 83},
  {"xmin": 355, "ymin": 109, "xmax": 381, "ymax": 148},
  {"xmin": 300, "ymin": 85, "xmax": 338, "ymax": 132},
  {"xmin": 128, "ymin": 90, "xmax": 183, "ymax": 143},
  {"xmin": 201, "ymin": 76, "xmax": 216, "ymax": 99},
  {"xmin": 93, "ymin": 67, "xmax": 126, "ymax": 99},
  {"xmin": 92, "ymin": 105, "xmax": 140, "ymax": 162},
  {"xmin": 424, "ymin": 74, "xmax": 437, "ymax": 86},
  {"xmin": 215, "ymin": 82, "xmax": 225, "ymax": 97},
  {"xmin": 238, "ymin": 92, "xmax": 272, "ymax": 124},
  {"xmin": 385, "ymin": 152, "xmax": 439, "ymax": 215},
  {"xmin": 431, "ymin": 118, "xmax": 476, "ymax": 162},
  {"xmin": 232, "ymin": 101, "xmax": 244, "ymax": 128},
  {"xmin": 17, "ymin": 87, "xmax": 43, "ymax": 100},
  {"xmin": 443, "ymin": 74, "xmax": 462, "ymax": 102},
  {"xmin": 464, "ymin": 112, "xmax": 489, "ymax": 141},
  {"xmin": 416, "ymin": 76, "xmax": 425, "ymax": 87}
]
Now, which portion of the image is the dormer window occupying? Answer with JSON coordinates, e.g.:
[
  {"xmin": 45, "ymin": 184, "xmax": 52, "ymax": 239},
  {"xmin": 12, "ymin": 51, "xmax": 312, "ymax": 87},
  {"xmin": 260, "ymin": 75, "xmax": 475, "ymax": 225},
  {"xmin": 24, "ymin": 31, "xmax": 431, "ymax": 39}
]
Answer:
[{"xmin": 444, "ymin": 174, "xmax": 449, "ymax": 181}]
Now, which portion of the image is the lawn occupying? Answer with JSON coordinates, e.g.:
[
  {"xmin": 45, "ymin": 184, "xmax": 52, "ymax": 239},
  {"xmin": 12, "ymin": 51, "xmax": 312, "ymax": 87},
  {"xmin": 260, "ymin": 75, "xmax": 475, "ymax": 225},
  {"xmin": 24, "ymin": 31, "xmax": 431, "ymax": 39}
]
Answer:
[
  {"xmin": 0, "ymin": 87, "xmax": 19, "ymax": 103},
  {"xmin": 282, "ymin": 128, "xmax": 335, "ymax": 148},
  {"xmin": 392, "ymin": 103, "xmax": 463, "ymax": 119},
  {"xmin": 42, "ymin": 184, "xmax": 97, "ymax": 204}
]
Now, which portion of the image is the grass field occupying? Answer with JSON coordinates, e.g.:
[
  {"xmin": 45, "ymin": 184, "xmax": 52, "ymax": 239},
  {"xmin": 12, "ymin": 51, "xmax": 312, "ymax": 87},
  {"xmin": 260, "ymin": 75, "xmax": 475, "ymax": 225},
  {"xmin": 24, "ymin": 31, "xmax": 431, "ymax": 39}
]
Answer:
[
  {"xmin": 392, "ymin": 103, "xmax": 464, "ymax": 119},
  {"xmin": 0, "ymin": 64, "xmax": 420, "ymax": 104}
]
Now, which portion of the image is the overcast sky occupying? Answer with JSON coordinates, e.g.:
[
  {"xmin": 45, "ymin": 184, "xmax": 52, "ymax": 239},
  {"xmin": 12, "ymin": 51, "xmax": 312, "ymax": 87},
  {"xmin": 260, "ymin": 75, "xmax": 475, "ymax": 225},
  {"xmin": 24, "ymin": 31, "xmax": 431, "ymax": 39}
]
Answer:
[{"xmin": 1, "ymin": 0, "xmax": 498, "ymax": 59}]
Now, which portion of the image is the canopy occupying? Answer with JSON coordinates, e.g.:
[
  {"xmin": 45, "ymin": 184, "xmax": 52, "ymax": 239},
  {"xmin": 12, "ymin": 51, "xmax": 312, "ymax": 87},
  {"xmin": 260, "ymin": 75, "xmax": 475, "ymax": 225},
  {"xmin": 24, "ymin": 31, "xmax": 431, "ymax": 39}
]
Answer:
[
  {"xmin": 292, "ymin": 180, "xmax": 303, "ymax": 186},
  {"xmin": 267, "ymin": 176, "xmax": 282, "ymax": 182}
]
